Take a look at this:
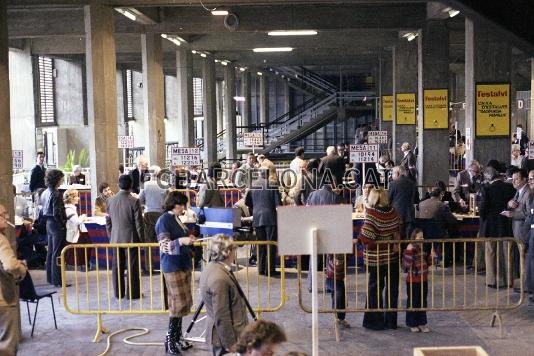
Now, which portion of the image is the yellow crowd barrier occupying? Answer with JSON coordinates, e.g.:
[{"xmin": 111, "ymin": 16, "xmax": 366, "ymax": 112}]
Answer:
[
  {"xmin": 60, "ymin": 240, "xmax": 286, "ymax": 343},
  {"xmin": 297, "ymin": 237, "xmax": 525, "ymax": 337}
]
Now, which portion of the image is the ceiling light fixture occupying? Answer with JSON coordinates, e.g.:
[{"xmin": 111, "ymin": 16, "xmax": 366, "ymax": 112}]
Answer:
[
  {"xmin": 200, "ymin": 53, "xmax": 207, "ymax": 58},
  {"xmin": 402, "ymin": 32, "xmax": 419, "ymax": 41},
  {"xmin": 191, "ymin": 50, "xmax": 197, "ymax": 54},
  {"xmin": 233, "ymin": 96, "xmax": 246, "ymax": 102},
  {"xmin": 448, "ymin": 9, "xmax": 460, "ymax": 17},
  {"xmin": 257, "ymin": 72, "xmax": 263, "ymax": 76},
  {"xmin": 161, "ymin": 33, "xmax": 168, "ymax": 39},
  {"xmin": 116, "ymin": 8, "xmax": 136, "ymax": 21},
  {"xmin": 221, "ymin": 61, "xmax": 228, "ymax": 66},
  {"xmin": 239, "ymin": 67, "xmax": 246, "ymax": 72},
  {"xmin": 268, "ymin": 30, "xmax": 317, "ymax": 36},
  {"xmin": 253, "ymin": 47, "xmax": 293, "ymax": 53},
  {"xmin": 211, "ymin": 9, "xmax": 229, "ymax": 16}
]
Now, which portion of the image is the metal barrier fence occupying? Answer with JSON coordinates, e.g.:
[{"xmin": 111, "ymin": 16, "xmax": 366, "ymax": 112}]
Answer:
[
  {"xmin": 297, "ymin": 237, "xmax": 525, "ymax": 338},
  {"xmin": 60, "ymin": 241, "xmax": 286, "ymax": 342}
]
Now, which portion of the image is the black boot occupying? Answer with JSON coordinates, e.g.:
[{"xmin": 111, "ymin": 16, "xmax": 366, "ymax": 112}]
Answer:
[
  {"xmin": 164, "ymin": 317, "xmax": 182, "ymax": 355},
  {"xmin": 174, "ymin": 317, "xmax": 193, "ymax": 351}
]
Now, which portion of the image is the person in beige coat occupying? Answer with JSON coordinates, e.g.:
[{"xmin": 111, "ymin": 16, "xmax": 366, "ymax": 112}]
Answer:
[
  {"xmin": 0, "ymin": 204, "xmax": 28, "ymax": 355},
  {"xmin": 200, "ymin": 235, "xmax": 249, "ymax": 356}
]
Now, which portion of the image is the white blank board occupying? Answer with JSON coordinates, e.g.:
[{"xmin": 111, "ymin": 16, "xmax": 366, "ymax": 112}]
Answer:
[{"xmin": 277, "ymin": 204, "xmax": 354, "ymax": 256}]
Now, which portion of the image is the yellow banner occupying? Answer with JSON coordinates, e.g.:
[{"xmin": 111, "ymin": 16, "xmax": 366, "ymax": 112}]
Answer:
[
  {"xmin": 476, "ymin": 83, "xmax": 510, "ymax": 137},
  {"xmin": 396, "ymin": 93, "xmax": 416, "ymax": 125},
  {"xmin": 423, "ymin": 89, "xmax": 448, "ymax": 129},
  {"xmin": 381, "ymin": 95, "xmax": 393, "ymax": 122}
]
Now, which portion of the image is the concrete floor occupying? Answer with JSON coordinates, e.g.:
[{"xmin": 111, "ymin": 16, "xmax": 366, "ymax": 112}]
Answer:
[{"xmin": 16, "ymin": 260, "xmax": 534, "ymax": 356}]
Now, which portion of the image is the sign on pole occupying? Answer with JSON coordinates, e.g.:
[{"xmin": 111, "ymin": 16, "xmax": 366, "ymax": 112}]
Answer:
[
  {"xmin": 12, "ymin": 150, "xmax": 23, "ymax": 169},
  {"xmin": 243, "ymin": 132, "xmax": 264, "ymax": 147},
  {"xmin": 475, "ymin": 83, "xmax": 510, "ymax": 137},
  {"xmin": 171, "ymin": 147, "xmax": 201, "ymax": 166},
  {"xmin": 118, "ymin": 135, "xmax": 135, "ymax": 149},
  {"xmin": 423, "ymin": 89, "xmax": 449, "ymax": 129},
  {"xmin": 381, "ymin": 95, "xmax": 393, "ymax": 122},
  {"xmin": 367, "ymin": 131, "xmax": 388, "ymax": 144},
  {"xmin": 349, "ymin": 144, "xmax": 379, "ymax": 163}
]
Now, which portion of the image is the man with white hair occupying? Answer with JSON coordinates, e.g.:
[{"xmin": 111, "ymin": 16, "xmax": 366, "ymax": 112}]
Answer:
[
  {"xmin": 453, "ymin": 160, "xmax": 483, "ymax": 212},
  {"xmin": 69, "ymin": 165, "xmax": 86, "ymax": 185},
  {"xmin": 399, "ymin": 142, "xmax": 417, "ymax": 181},
  {"xmin": 130, "ymin": 156, "xmax": 150, "ymax": 194},
  {"xmin": 139, "ymin": 165, "xmax": 168, "ymax": 273},
  {"xmin": 319, "ymin": 146, "xmax": 345, "ymax": 189}
]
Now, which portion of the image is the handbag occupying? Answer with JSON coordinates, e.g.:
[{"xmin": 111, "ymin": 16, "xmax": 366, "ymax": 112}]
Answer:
[{"xmin": 197, "ymin": 207, "xmax": 206, "ymax": 225}]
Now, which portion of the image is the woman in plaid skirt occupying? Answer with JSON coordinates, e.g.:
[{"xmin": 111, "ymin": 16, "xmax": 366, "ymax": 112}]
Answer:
[{"xmin": 156, "ymin": 191, "xmax": 196, "ymax": 355}]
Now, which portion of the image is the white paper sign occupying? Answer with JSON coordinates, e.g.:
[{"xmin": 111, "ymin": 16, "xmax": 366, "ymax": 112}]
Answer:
[
  {"xmin": 171, "ymin": 147, "xmax": 201, "ymax": 166},
  {"xmin": 277, "ymin": 205, "xmax": 353, "ymax": 256},
  {"xmin": 349, "ymin": 144, "xmax": 379, "ymax": 163},
  {"xmin": 367, "ymin": 131, "xmax": 388, "ymax": 144},
  {"xmin": 243, "ymin": 132, "xmax": 263, "ymax": 147},
  {"xmin": 118, "ymin": 135, "xmax": 134, "ymax": 149},
  {"xmin": 12, "ymin": 150, "xmax": 23, "ymax": 169}
]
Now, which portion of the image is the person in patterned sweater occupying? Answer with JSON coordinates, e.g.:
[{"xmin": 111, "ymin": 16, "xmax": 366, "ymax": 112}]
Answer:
[
  {"xmin": 359, "ymin": 188, "xmax": 401, "ymax": 330},
  {"xmin": 403, "ymin": 228, "xmax": 436, "ymax": 333}
]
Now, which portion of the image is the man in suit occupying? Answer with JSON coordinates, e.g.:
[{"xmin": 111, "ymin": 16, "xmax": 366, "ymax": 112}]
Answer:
[
  {"xmin": 501, "ymin": 169, "xmax": 530, "ymax": 291},
  {"xmin": 130, "ymin": 156, "xmax": 149, "ymax": 195},
  {"xmin": 29, "ymin": 151, "xmax": 46, "ymax": 193},
  {"xmin": 389, "ymin": 165, "xmax": 418, "ymax": 239},
  {"xmin": 480, "ymin": 167, "xmax": 516, "ymax": 289},
  {"xmin": 453, "ymin": 160, "xmax": 483, "ymax": 212},
  {"xmin": 245, "ymin": 168, "xmax": 281, "ymax": 276},
  {"xmin": 319, "ymin": 146, "xmax": 345, "ymax": 189},
  {"xmin": 106, "ymin": 175, "xmax": 145, "ymax": 299},
  {"xmin": 399, "ymin": 142, "xmax": 417, "ymax": 181}
]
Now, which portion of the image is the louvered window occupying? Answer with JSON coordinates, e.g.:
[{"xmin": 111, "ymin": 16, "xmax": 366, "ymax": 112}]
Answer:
[
  {"xmin": 125, "ymin": 69, "xmax": 134, "ymax": 121},
  {"xmin": 37, "ymin": 57, "xmax": 56, "ymax": 125},
  {"xmin": 193, "ymin": 77, "xmax": 203, "ymax": 116}
]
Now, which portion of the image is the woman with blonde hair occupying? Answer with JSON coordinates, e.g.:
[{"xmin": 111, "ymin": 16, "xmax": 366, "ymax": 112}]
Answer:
[
  {"xmin": 359, "ymin": 188, "xmax": 401, "ymax": 330},
  {"xmin": 63, "ymin": 189, "xmax": 89, "ymax": 269}
]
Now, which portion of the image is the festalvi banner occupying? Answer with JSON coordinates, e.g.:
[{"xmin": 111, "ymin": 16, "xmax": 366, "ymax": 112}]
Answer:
[
  {"xmin": 396, "ymin": 93, "xmax": 416, "ymax": 125},
  {"xmin": 475, "ymin": 83, "xmax": 510, "ymax": 137},
  {"xmin": 381, "ymin": 95, "xmax": 393, "ymax": 122},
  {"xmin": 423, "ymin": 89, "xmax": 448, "ymax": 129}
]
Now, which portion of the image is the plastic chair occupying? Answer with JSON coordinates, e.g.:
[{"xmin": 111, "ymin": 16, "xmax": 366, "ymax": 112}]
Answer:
[{"xmin": 19, "ymin": 271, "xmax": 58, "ymax": 337}]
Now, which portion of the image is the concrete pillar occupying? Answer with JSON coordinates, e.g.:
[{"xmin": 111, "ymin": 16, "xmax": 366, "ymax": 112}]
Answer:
[
  {"xmin": 202, "ymin": 54, "xmax": 217, "ymax": 163},
  {"xmin": 224, "ymin": 65, "xmax": 237, "ymax": 160},
  {"xmin": 216, "ymin": 80, "xmax": 224, "ymax": 133},
  {"xmin": 465, "ymin": 19, "xmax": 512, "ymax": 165},
  {"xmin": 393, "ymin": 39, "xmax": 418, "ymax": 164},
  {"xmin": 0, "ymin": 2, "xmax": 14, "ymax": 245},
  {"xmin": 141, "ymin": 33, "xmax": 165, "ymax": 167},
  {"xmin": 380, "ymin": 53, "xmax": 393, "ymax": 139},
  {"xmin": 259, "ymin": 75, "xmax": 269, "ymax": 125},
  {"xmin": 242, "ymin": 71, "xmax": 252, "ymax": 128},
  {"xmin": 176, "ymin": 49, "xmax": 194, "ymax": 147},
  {"xmin": 418, "ymin": 21, "xmax": 450, "ymax": 186},
  {"xmin": 84, "ymin": 4, "xmax": 120, "ymax": 200}
]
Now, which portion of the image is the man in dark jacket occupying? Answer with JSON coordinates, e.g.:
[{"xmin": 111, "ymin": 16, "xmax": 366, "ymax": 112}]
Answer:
[
  {"xmin": 129, "ymin": 156, "xmax": 149, "ymax": 195},
  {"xmin": 399, "ymin": 142, "xmax": 417, "ymax": 181},
  {"xmin": 389, "ymin": 165, "xmax": 418, "ymax": 239},
  {"xmin": 29, "ymin": 151, "xmax": 46, "ymax": 193},
  {"xmin": 319, "ymin": 146, "xmax": 345, "ymax": 189},
  {"xmin": 245, "ymin": 169, "xmax": 281, "ymax": 276},
  {"xmin": 479, "ymin": 167, "xmax": 516, "ymax": 288},
  {"xmin": 106, "ymin": 175, "xmax": 145, "ymax": 299}
]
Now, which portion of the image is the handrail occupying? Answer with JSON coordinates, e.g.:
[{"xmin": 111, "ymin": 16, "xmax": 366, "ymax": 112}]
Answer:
[
  {"xmin": 268, "ymin": 95, "xmax": 323, "ymax": 127},
  {"xmin": 298, "ymin": 66, "xmax": 337, "ymax": 91},
  {"xmin": 197, "ymin": 129, "xmax": 225, "ymax": 150}
]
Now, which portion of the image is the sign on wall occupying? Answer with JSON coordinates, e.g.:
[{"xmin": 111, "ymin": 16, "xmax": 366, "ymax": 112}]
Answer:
[
  {"xmin": 243, "ymin": 132, "xmax": 264, "ymax": 147},
  {"xmin": 423, "ymin": 89, "xmax": 449, "ymax": 129},
  {"xmin": 367, "ymin": 131, "xmax": 388, "ymax": 144},
  {"xmin": 396, "ymin": 93, "xmax": 416, "ymax": 125},
  {"xmin": 381, "ymin": 95, "xmax": 393, "ymax": 122},
  {"xmin": 12, "ymin": 150, "xmax": 23, "ymax": 169},
  {"xmin": 118, "ymin": 135, "xmax": 135, "ymax": 149},
  {"xmin": 349, "ymin": 144, "xmax": 379, "ymax": 163},
  {"xmin": 475, "ymin": 83, "xmax": 510, "ymax": 137},
  {"xmin": 171, "ymin": 147, "xmax": 201, "ymax": 166}
]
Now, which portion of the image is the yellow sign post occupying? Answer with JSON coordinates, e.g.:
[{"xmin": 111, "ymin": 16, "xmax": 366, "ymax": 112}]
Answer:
[
  {"xmin": 475, "ymin": 83, "xmax": 510, "ymax": 137},
  {"xmin": 396, "ymin": 93, "xmax": 416, "ymax": 125},
  {"xmin": 381, "ymin": 95, "xmax": 393, "ymax": 122},
  {"xmin": 423, "ymin": 89, "xmax": 449, "ymax": 129}
]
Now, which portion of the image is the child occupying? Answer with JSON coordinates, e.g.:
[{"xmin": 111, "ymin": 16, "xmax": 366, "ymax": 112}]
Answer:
[
  {"xmin": 403, "ymin": 228, "xmax": 434, "ymax": 333},
  {"xmin": 326, "ymin": 254, "xmax": 350, "ymax": 329}
]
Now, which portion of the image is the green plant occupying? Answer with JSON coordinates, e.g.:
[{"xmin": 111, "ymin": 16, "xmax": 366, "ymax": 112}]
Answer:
[
  {"xmin": 63, "ymin": 150, "xmax": 75, "ymax": 172},
  {"xmin": 78, "ymin": 148, "xmax": 89, "ymax": 167}
]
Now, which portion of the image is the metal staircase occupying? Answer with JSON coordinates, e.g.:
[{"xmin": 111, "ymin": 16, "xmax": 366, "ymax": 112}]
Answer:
[{"xmin": 273, "ymin": 66, "xmax": 337, "ymax": 95}]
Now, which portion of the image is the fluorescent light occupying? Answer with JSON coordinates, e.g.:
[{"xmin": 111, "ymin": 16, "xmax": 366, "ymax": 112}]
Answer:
[
  {"xmin": 221, "ymin": 61, "xmax": 228, "ymax": 66},
  {"xmin": 161, "ymin": 34, "xmax": 168, "ymax": 39},
  {"xmin": 122, "ymin": 10, "xmax": 136, "ymax": 21},
  {"xmin": 200, "ymin": 53, "xmax": 207, "ymax": 58},
  {"xmin": 268, "ymin": 30, "xmax": 317, "ymax": 36},
  {"xmin": 407, "ymin": 33, "xmax": 417, "ymax": 41},
  {"xmin": 191, "ymin": 50, "xmax": 197, "ymax": 54},
  {"xmin": 211, "ymin": 10, "xmax": 229, "ymax": 16},
  {"xmin": 253, "ymin": 47, "xmax": 293, "ymax": 53},
  {"xmin": 169, "ymin": 38, "xmax": 181, "ymax": 46},
  {"xmin": 239, "ymin": 67, "xmax": 246, "ymax": 72},
  {"xmin": 233, "ymin": 96, "xmax": 245, "ymax": 102},
  {"xmin": 193, "ymin": 116, "xmax": 204, "ymax": 121},
  {"xmin": 214, "ymin": 59, "xmax": 221, "ymax": 63},
  {"xmin": 175, "ymin": 36, "xmax": 187, "ymax": 43},
  {"xmin": 257, "ymin": 72, "xmax": 263, "ymax": 76},
  {"xmin": 448, "ymin": 9, "xmax": 460, "ymax": 17}
]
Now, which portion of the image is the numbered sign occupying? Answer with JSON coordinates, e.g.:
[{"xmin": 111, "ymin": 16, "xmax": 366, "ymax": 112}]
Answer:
[
  {"xmin": 171, "ymin": 147, "xmax": 201, "ymax": 166},
  {"xmin": 118, "ymin": 135, "xmax": 134, "ymax": 149},
  {"xmin": 349, "ymin": 144, "xmax": 379, "ymax": 163},
  {"xmin": 12, "ymin": 150, "xmax": 23, "ymax": 169},
  {"xmin": 367, "ymin": 131, "xmax": 388, "ymax": 144},
  {"xmin": 243, "ymin": 132, "xmax": 264, "ymax": 147}
]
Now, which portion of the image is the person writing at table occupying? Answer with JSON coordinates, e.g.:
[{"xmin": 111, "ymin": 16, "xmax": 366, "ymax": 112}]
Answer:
[
  {"xmin": 93, "ymin": 182, "xmax": 114, "ymax": 217},
  {"xmin": 156, "ymin": 191, "xmax": 196, "ymax": 355},
  {"xmin": 69, "ymin": 165, "xmax": 86, "ymax": 185}
]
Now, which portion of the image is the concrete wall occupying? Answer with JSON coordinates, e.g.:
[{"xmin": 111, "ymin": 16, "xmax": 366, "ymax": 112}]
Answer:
[
  {"xmin": 8, "ymin": 47, "xmax": 36, "ymax": 169},
  {"xmin": 55, "ymin": 58, "xmax": 85, "ymax": 127},
  {"xmin": 129, "ymin": 70, "xmax": 146, "ymax": 148},
  {"xmin": 164, "ymin": 74, "xmax": 180, "ymax": 142},
  {"xmin": 116, "ymin": 69, "xmax": 127, "ymax": 136}
]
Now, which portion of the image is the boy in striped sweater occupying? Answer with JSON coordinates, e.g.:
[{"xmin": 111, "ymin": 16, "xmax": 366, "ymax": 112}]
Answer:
[{"xmin": 403, "ymin": 228, "xmax": 436, "ymax": 333}]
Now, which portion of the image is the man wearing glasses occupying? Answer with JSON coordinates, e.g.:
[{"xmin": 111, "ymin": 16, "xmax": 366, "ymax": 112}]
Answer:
[{"xmin": 0, "ymin": 204, "xmax": 28, "ymax": 355}]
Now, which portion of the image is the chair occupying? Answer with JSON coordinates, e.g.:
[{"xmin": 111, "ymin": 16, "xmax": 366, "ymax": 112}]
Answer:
[{"xmin": 19, "ymin": 271, "xmax": 58, "ymax": 337}]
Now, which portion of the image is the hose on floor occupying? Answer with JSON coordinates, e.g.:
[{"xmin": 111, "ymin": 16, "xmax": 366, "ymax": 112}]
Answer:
[{"xmin": 97, "ymin": 327, "xmax": 163, "ymax": 356}]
